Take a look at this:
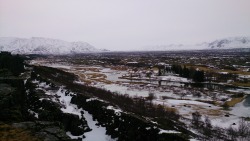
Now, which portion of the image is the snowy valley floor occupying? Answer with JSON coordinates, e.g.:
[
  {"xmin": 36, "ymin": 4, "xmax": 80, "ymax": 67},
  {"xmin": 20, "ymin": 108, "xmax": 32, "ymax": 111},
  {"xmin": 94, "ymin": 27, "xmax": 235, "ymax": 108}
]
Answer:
[{"xmin": 29, "ymin": 60, "xmax": 250, "ymax": 140}]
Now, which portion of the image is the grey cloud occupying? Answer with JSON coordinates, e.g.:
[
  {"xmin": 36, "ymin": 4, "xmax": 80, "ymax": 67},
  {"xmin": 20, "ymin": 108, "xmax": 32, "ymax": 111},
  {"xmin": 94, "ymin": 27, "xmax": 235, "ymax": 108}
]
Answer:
[{"xmin": 0, "ymin": 0, "xmax": 250, "ymax": 51}]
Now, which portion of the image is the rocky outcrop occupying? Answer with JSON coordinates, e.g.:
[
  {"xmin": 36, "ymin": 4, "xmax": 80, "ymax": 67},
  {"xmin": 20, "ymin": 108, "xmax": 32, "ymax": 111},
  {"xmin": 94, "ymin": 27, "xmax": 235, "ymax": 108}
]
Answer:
[
  {"xmin": 0, "ymin": 73, "xmax": 85, "ymax": 140},
  {"xmin": 24, "ymin": 78, "xmax": 91, "ymax": 138},
  {"xmin": 0, "ymin": 79, "xmax": 26, "ymax": 122},
  {"xmin": 12, "ymin": 121, "xmax": 72, "ymax": 141},
  {"xmin": 71, "ymin": 94, "xmax": 188, "ymax": 141}
]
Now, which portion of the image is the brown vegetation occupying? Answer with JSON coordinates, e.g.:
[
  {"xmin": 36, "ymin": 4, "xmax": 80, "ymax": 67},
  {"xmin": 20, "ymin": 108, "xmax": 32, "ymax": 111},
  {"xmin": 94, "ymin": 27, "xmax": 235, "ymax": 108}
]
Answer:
[
  {"xmin": 225, "ymin": 96, "xmax": 245, "ymax": 107},
  {"xmin": 0, "ymin": 124, "xmax": 40, "ymax": 141}
]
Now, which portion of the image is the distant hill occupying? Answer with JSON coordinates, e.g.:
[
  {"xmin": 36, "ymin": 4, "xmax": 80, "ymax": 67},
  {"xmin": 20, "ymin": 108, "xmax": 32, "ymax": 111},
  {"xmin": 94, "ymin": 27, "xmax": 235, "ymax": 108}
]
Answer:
[
  {"xmin": 143, "ymin": 36, "xmax": 250, "ymax": 51},
  {"xmin": 207, "ymin": 36, "xmax": 250, "ymax": 49},
  {"xmin": 0, "ymin": 37, "xmax": 108, "ymax": 54}
]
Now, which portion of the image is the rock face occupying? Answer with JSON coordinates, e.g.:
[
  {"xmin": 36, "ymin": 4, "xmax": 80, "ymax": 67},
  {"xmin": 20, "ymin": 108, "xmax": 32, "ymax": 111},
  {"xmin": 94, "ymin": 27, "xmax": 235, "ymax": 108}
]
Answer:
[
  {"xmin": 12, "ymin": 121, "xmax": 72, "ymax": 141},
  {"xmin": 0, "ymin": 79, "xmax": 74, "ymax": 141},
  {"xmin": 0, "ymin": 55, "xmax": 85, "ymax": 140},
  {"xmin": 24, "ymin": 77, "xmax": 90, "ymax": 138},
  {"xmin": 0, "ymin": 37, "xmax": 108, "ymax": 54},
  {"xmin": 0, "ymin": 79, "xmax": 26, "ymax": 122}
]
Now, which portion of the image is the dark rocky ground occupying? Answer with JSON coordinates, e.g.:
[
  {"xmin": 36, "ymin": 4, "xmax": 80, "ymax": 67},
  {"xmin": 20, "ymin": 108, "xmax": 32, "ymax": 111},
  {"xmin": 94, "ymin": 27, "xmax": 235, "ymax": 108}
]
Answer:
[{"xmin": 0, "ymin": 78, "xmax": 73, "ymax": 141}]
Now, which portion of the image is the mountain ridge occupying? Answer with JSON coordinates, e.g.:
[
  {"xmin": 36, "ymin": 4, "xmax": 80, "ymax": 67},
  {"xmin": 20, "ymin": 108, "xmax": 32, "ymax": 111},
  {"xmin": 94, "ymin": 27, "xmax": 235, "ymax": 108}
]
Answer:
[
  {"xmin": 0, "ymin": 37, "xmax": 108, "ymax": 54},
  {"xmin": 143, "ymin": 36, "xmax": 250, "ymax": 51},
  {"xmin": 1, "ymin": 36, "xmax": 250, "ymax": 53}
]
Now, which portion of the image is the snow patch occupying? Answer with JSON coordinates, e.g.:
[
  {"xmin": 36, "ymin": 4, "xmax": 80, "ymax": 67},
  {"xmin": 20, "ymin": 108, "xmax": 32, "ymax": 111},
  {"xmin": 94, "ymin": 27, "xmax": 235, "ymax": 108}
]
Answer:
[
  {"xmin": 66, "ymin": 132, "xmax": 83, "ymax": 139},
  {"xmin": 159, "ymin": 129, "xmax": 181, "ymax": 134},
  {"xmin": 28, "ymin": 109, "xmax": 39, "ymax": 118},
  {"xmin": 107, "ymin": 106, "xmax": 122, "ymax": 116},
  {"xmin": 83, "ymin": 110, "xmax": 114, "ymax": 141}
]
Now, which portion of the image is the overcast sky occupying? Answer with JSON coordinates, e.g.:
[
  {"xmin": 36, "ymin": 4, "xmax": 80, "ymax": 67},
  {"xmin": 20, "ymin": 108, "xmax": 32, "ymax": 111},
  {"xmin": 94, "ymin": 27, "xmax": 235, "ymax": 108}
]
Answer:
[{"xmin": 0, "ymin": 0, "xmax": 250, "ymax": 50}]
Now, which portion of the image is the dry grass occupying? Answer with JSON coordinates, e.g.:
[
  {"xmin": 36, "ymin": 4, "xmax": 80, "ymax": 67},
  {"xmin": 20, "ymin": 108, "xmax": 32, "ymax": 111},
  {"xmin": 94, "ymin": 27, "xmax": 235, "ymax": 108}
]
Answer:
[
  {"xmin": 231, "ymin": 82, "xmax": 250, "ymax": 87},
  {"xmin": 86, "ymin": 73, "xmax": 107, "ymax": 79},
  {"xmin": 220, "ymin": 70, "xmax": 250, "ymax": 75},
  {"xmin": 86, "ymin": 73, "xmax": 113, "ymax": 84},
  {"xmin": 73, "ymin": 67, "xmax": 100, "ymax": 72},
  {"xmin": 185, "ymin": 65, "xmax": 211, "ymax": 72},
  {"xmin": 190, "ymin": 106, "xmax": 224, "ymax": 116},
  {"xmin": 77, "ymin": 73, "xmax": 86, "ymax": 79},
  {"xmin": 225, "ymin": 96, "xmax": 245, "ymax": 107},
  {"xmin": 180, "ymin": 103, "xmax": 224, "ymax": 116},
  {"xmin": 0, "ymin": 124, "xmax": 40, "ymax": 141},
  {"xmin": 74, "ymin": 71, "xmax": 113, "ymax": 85},
  {"xmin": 165, "ymin": 107, "xmax": 178, "ymax": 113},
  {"xmin": 203, "ymin": 109, "xmax": 224, "ymax": 116}
]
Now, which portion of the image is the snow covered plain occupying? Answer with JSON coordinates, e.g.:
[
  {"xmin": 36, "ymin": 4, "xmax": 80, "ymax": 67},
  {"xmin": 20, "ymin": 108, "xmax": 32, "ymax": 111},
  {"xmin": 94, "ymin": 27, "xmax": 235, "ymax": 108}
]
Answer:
[
  {"xmin": 30, "ymin": 61, "xmax": 250, "ymax": 131},
  {"xmin": 87, "ymin": 69, "xmax": 249, "ymax": 129}
]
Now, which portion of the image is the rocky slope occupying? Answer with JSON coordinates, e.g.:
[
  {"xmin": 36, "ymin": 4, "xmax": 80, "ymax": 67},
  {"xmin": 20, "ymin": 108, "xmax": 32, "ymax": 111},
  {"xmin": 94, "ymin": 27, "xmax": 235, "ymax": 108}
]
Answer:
[{"xmin": 0, "ymin": 37, "xmax": 107, "ymax": 54}]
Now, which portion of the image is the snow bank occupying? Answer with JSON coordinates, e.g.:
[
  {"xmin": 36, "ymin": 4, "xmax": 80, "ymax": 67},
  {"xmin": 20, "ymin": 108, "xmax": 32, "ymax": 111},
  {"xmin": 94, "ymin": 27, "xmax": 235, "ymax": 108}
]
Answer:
[
  {"xmin": 107, "ymin": 106, "xmax": 122, "ymax": 116},
  {"xmin": 159, "ymin": 129, "xmax": 181, "ymax": 134},
  {"xmin": 158, "ymin": 76, "xmax": 190, "ymax": 82},
  {"xmin": 83, "ymin": 110, "xmax": 114, "ymax": 141}
]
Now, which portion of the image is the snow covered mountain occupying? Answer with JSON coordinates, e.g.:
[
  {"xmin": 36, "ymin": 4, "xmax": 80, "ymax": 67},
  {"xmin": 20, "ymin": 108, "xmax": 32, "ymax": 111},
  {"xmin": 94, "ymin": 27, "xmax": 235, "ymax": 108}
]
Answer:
[
  {"xmin": 143, "ymin": 36, "xmax": 250, "ymax": 51},
  {"xmin": 0, "ymin": 37, "xmax": 107, "ymax": 54},
  {"xmin": 207, "ymin": 36, "xmax": 250, "ymax": 49}
]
